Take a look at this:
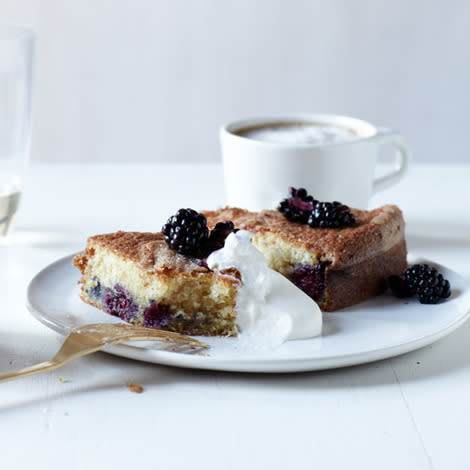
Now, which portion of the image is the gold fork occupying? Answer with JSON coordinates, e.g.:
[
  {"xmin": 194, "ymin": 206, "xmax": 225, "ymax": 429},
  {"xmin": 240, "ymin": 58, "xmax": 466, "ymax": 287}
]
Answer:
[{"xmin": 0, "ymin": 323, "xmax": 208, "ymax": 384}]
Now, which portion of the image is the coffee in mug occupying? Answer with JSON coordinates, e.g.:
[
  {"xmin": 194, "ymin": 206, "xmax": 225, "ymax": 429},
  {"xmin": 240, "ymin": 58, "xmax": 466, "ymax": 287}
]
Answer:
[{"xmin": 234, "ymin": 122, "xmax": 358, "ymax": 146}]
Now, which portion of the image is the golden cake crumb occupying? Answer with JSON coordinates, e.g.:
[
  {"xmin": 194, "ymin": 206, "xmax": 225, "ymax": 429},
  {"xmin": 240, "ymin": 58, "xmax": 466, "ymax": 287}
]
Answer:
[{"xmin": 126, "ymin": 382, "xmax": 143, "ymax": 393}]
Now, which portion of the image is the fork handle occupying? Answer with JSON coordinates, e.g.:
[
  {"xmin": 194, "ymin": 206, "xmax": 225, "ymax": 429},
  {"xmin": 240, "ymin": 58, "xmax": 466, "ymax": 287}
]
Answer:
[{"xmin": 0, "ymin": 360, "xmax": 64, "ymax": 384}]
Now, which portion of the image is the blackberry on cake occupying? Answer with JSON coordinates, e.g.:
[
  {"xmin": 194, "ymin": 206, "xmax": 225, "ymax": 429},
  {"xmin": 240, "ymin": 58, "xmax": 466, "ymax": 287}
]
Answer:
[
  {"xmin": 161, "ymin": 208, "xmax": 209, "ymax": 256},
  {"xmin": 203, "ymin": 220, "xmax": 238, "ymax": 256},
  {"xmin": 277, "ymin": 187, "xmax": 355, "ymax": 229},
  {"xmin": 277, "ymin": 187, "xmax": 317, "ymax": 223},
  {"xmin": 307, "ymin": 201, "xmax": 355, "ymax": 228}
]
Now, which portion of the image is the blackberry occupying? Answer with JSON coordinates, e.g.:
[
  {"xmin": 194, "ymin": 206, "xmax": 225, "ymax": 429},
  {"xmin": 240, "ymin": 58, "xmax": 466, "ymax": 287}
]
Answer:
[
  {"xmin": 388, "ymin": 275, "xmax": 415, "ymax": 298},
  {"xmin": 308, "ymin": 201, "xmax": 355, "ymax": 229},
  {"xmin": 162, "ymin": 208, "xmax": 209, "ymax": 256},
  {"xmin": 204, "ymin": 220, "xmax": 237, "ymax": 256},
  {"xmin": 405, "ymin": 264, "xmax": 451, "ymax": 304},
  {"xmin": 277, "ymin": 187, "xmax": 318, "ymax": 223}
]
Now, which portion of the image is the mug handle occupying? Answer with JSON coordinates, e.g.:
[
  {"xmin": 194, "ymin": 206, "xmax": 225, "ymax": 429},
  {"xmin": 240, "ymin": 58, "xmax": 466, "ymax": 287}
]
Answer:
[{"xmin": 372, "ymin": 127, "xmax": 411, "ymax": 194}]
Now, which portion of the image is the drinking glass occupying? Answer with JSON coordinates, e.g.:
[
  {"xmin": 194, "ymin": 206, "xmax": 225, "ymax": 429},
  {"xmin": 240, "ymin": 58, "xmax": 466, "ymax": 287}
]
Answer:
[{"xmin": 0, "ymin": 25, "xmax": 34, "ymax": 237}]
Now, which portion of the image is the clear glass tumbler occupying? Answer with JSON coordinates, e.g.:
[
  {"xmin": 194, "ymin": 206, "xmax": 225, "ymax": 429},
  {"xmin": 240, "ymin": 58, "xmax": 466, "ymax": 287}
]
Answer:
[{"xmin": 0, "ymin": 25, "xmax": 34, "ymax": 237}]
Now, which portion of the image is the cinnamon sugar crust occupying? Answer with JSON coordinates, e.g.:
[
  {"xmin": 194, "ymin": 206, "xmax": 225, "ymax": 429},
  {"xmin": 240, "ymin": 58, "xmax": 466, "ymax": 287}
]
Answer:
[
  {"xmin": 80, "ymin": 231, "xmax": 208, "ymax": 274},
  {"xmin": 204, "ymin": 205, "xmax": 405, "ymax": 269},
  {"xmin": 73, "ymin": 230, "xmax": 243, "ymax": 295},
  {"xmin": 73, "ymin": 231, "xmax": 238, "ymax": 285}
]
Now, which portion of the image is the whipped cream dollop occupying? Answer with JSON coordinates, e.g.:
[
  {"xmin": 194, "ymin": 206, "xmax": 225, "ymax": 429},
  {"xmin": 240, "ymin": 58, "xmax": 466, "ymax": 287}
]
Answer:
[{"xmin": 207, "ymin": 230, "xmax": 322, "ymax": 346}]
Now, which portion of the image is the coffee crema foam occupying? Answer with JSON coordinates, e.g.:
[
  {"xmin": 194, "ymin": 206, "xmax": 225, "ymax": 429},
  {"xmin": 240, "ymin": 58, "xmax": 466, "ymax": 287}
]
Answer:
[{"xmin": 235, "ymin": 122, "xmax": 358, "ymax": 145}]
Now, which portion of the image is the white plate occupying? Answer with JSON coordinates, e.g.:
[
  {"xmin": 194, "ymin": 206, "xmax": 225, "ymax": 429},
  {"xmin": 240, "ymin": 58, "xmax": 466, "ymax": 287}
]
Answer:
[{"xmin": 27, "ymin": 254, "xmax": 470, "ymax": 373}]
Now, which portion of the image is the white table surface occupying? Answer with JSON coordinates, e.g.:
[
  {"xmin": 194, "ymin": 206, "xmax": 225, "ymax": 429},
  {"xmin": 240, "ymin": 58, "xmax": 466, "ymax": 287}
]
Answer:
[{"xmin": 1, "ymin": 162, "xmax": 470, "ymax": 470}]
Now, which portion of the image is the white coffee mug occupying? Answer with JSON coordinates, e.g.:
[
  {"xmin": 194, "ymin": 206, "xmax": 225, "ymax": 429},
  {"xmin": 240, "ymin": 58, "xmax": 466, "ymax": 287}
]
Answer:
[{"xmin": 220, "ymin": 114, "xmax": 411, "ymax": 210}]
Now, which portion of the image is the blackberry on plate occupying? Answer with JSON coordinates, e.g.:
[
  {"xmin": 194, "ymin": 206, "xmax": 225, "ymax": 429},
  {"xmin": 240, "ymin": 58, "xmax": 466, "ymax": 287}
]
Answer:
[
  {"xmin": 277, "ymin": 187, "xmax": 317, "ymax": 223},
  {"xmin": 308, "ymin": 201, "xmax": 355, "ymax": 229},
  {"xmin": 162, "ymin": 208, "xmax": 209, "ymax": 256},
  {"xmin": 204, "ymin": 220, "xmax": 238, "ymax": 256},
  {"xmin": 388, "ymin": 274, "xmax": 415, "ymax": 298},
  {"xmin": 405, "ymin": 263, "xmax": 451, "ymax": 304},
  {"xmin": 388, "ymin": 263, "xmax": 451, "ymax": 304}
]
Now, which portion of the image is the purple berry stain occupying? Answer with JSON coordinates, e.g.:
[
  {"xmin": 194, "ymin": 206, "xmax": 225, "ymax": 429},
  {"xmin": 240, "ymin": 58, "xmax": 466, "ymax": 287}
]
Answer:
[
  {"xmin": 142, "ymin": 301, "xmax": 172, "ymax": 329},
  {"xmin": 288, "ymin": 262, "xmax": 330, "ymax": 301},
  {"xmin": 103, "ymin": 284, "xmax": 138, "ymax": 322}
]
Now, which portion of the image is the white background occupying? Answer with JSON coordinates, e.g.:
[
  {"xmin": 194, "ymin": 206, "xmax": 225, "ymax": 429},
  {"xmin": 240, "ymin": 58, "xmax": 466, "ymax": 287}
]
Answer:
[{"xmin": 2, "ymin": 0, "xmax": 470, "ymax": 164}]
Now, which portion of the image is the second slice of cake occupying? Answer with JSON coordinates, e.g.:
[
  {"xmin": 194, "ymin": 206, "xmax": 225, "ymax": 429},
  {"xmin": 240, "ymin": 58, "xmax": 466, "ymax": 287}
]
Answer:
[{"xmin": 204, "ymin": 204, "xmax": 407, "ymax": 311}]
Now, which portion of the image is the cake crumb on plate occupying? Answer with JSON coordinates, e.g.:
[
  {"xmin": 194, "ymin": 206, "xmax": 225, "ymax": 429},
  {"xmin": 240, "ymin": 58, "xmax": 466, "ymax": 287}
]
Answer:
[{"xmin": 126, "ymin": 382, "xmax": 143, "ymax": 393}]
